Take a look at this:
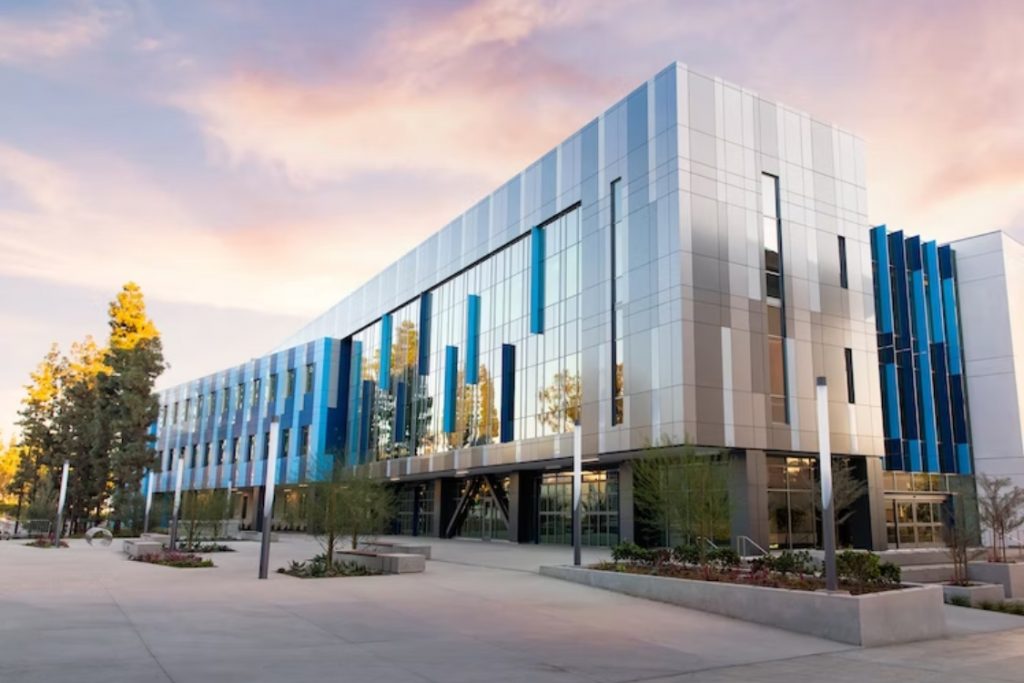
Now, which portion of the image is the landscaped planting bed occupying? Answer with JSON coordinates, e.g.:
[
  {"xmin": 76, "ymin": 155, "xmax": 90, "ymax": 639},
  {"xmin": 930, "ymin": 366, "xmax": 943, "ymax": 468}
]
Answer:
[
  {"xmin": 278, "ymin": 554, "xmax": 381, "ymax": 578},
  {"xmin": 133, "ymin": 551, "xmax": 214, "ymax": 568},
  {"xmin": 541, "ymin": 543, "xmax": 946, "ymax": 646},
  {"xmin": 24, "ymin": 536, "xmax": 68, "ymax": 549}
]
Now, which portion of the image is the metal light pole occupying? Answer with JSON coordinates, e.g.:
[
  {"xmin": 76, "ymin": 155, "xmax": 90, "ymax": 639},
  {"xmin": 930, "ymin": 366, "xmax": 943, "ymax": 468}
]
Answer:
[
  {"xmin": 168, "ymin": 452, "xmax": 185, "ymax": 550},
  {"xmin": 572, "ymin": 423, "xmax": 582, "ymax": 566},
  {"xmin": 816, "ymin": 377, "xmax": 838, "ymax": 592},
  {"xmin": 53, "ymin": 459, "xmax": 69, "ymax": 547},
  {"xmin": 142, "ymin": 470, "xmax": 155, "ymax": 534},
  {"xmin": 259, "ymin": 420, "xmax": 280, "ymax": 579}
]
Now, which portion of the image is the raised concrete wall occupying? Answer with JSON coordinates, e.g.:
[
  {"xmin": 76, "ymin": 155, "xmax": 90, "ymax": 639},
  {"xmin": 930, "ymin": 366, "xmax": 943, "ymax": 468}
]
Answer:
[{"xmin": 540, "ymin": 565, "xmax": 946, "ymax": 647}]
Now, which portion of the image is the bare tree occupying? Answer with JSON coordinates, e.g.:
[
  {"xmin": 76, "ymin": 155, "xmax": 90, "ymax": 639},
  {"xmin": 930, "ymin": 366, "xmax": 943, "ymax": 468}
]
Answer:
[
  {"xmin": 943, "ymin": 479, "xmax": 982, "ymax": 585},
  {"xmin": 977, "ymin": 474, "xmax": 1024, "ymax": 562},
  {"xmin": 813, "ymin": 457, "xmax": 867, "ymax": 545}
]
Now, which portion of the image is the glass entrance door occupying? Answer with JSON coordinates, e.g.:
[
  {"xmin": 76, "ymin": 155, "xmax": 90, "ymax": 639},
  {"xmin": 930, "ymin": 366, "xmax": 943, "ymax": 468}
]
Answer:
[{"xmin": 886, "ymin": 497, "xmax": 945, "ymax": 548}]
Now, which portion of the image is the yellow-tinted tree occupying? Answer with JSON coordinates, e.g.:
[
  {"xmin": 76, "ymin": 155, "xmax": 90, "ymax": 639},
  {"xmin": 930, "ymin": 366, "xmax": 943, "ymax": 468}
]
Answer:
[
  {"xmin": 537, "ymin": 370, "xmax": 581, "ymax": 434},
  {"xmin": 102, "ymin": 282, "xmax": 165, "ymax": 531},
  {"xmin": 0, "ymin": 436, "xmax": 23, "ymax": 505}
]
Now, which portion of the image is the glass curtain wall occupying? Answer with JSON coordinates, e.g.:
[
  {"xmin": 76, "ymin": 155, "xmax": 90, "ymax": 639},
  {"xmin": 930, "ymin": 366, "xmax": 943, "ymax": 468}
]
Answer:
[{"xmin": 345, "ymin": 208, "xmax": 582, "ymax": 464}]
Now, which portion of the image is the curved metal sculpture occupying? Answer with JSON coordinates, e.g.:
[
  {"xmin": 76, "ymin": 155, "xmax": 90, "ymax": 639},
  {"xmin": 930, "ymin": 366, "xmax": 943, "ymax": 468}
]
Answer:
[{"xmin": 84, "ymin": 527, "xmax": 114, "ymax": 546}]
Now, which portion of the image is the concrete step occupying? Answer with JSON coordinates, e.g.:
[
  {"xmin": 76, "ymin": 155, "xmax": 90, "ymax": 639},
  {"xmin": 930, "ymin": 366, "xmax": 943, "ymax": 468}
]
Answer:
[
  {"xmin": 877, "ymin": 548, "xmax": 970, "ymax": 567},
  {"xmin": 900, "ymin": 563, "xmax": 955, "ymax": 583}
]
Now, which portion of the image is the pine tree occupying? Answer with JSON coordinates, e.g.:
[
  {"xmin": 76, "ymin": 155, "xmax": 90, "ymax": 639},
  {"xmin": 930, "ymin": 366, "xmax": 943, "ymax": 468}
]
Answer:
[
  {"xmin": 57, "ymin": 337, "xmax": 112, "ymax": 530},
  {"xmin": 103, "ymin": 283, "xmax": 165, "ymax": 530},
  {"xmin": 16, "ymin": 346, "xmax": 64, "ymax": 514}
]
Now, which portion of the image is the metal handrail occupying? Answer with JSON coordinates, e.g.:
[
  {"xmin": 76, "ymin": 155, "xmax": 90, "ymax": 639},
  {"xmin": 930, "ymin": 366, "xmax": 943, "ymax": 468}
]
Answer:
[{"xmin": 736, "ymin": 535, "xmax": 768, "ymax": 557}]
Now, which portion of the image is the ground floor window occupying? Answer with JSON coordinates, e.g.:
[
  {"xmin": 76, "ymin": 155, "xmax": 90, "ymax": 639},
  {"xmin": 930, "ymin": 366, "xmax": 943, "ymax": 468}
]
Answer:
[
  {"xmin": 455, "ymin": 477, "xmax": 510, "ymax": 541},
  {"xmin": 395, "ymin": 483, "xmax": 434, "ymax": 537},
  {"xmin": 885, "ymin": 498, "xmax": 945, "ymax": 547},
  {"xmin": 767, "ymin": 456, "xmax": 817, "ymax": 549},
  {"xmin": 538, "ymin": 470, "xmax": 619, "ymax": 546}
]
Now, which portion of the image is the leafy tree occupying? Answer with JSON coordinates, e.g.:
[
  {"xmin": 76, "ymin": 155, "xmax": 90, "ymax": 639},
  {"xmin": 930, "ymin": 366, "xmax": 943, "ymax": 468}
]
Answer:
[
  {"xmin": 0, "ymin": 436, "xmax": 23, "ymax": 504},
  {"xmin": 977, "ymin": 474, "xmax": 1024, "ymax": 562},
  {"xmin": 944, "ymin": 477, "xmax": 983, "ymax": 585},
  {"xmin": 24, "ymin": 475, "xmax": 58, "ymax": 534},
  {"xmin": 298, "ymin": 467, "xmax": 397, "ymax": 561},
  {"xmin": 179, "ymin": 489, "xmax": 229, "ymax": 549},
  {"xmin": 632, "ymin": 439, "xmax": 731, "ymax": 565}
]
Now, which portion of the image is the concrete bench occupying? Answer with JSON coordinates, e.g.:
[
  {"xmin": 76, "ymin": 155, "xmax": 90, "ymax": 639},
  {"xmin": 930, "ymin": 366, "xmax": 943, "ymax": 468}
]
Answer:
[
  {"xmin": 123, "ymin": 540, "xmax": 163, "ymax": 559},
  {"xmin": 335, "ymin": 551, "xmax": 425, "ymax": 574},
  {"xmin": 362, "ymin": 541, "xmax": 432, "ymax": 559}
]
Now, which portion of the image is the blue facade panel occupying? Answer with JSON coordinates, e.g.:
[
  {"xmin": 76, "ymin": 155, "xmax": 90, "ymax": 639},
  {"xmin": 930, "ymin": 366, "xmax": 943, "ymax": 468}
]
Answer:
[
  {"xmin": 466, "ymin": 295, "xmax": 480, "ymax": 385},
  {"xmin": 418, "ymin": 292, "xmax": 432, "ymax": 376},
  {"xmin": 872, "ymin": 228, "xmax": 974, "ymax": 475},
  {"xmin": 530, "ymin": 226, "xmax": 545, "ymax": 334},
  {"xmin": 443, "ymin": 346, "xmax": 458, "ymax": 433},
  {"xmin": 379, "ymin": 313, "xmax": 393, "ymax": 391}
]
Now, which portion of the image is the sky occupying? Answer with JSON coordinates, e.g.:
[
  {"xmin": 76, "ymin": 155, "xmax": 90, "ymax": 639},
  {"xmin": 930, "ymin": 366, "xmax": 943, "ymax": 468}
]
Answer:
[{"xmin": 1, "ymin": 0, "xmax": 1022, "ymax": 439}]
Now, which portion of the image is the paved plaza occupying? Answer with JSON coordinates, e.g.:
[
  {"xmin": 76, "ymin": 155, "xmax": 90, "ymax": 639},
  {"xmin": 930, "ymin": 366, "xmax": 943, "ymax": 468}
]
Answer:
[{"xmin": 1, "ymin": 535, "xmax": 1023, "ymax": 682}]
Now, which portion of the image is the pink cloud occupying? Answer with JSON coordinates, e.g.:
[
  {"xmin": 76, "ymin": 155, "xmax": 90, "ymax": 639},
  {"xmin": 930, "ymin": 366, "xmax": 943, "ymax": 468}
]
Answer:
[{"xmin": 0, "ymin": 7, "xmax": 112, "ymax": 64}]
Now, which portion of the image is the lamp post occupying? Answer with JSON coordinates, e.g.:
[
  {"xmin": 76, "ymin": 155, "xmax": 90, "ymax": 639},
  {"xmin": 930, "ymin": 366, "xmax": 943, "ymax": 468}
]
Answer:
[
  {"xmin": 572, "ymin": 423, "xmax": 582, "ymax": 566},
  {"xmin": 259, "ymin": 420, "xmax": 280, "ymax": 579},
  {"xmin": 168, "ymin": 452, "xmax": 185, "ymax": 550},
  {"xmin": 53, "ymin": 459, "xmax": 69, "ymax": 547},
  {"xmin": 816, "ymin": 377, "xmax": 838, "ymax": 592},
  {"xmin": 142, "ymin": 470, "xmax": 155, "ymax": 534}
]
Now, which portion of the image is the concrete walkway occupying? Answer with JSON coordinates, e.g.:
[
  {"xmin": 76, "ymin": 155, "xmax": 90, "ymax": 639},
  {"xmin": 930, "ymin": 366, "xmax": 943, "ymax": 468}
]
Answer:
[{"xmin": 0, "ymin": 534, "xmax": 1022, "ymax": 682}]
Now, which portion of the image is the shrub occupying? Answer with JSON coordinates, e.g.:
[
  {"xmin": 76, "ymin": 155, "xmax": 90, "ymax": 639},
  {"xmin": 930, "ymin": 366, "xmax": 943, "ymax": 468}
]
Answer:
[
  {"xmin": 135, "ymin": 551, "xmax": 213, "ymax": 568},
  {"xmin": 707, "ymin": 547, "xmax": 740, "ymax": 571},
  {"xmin": 834, "ymin": 550, "xmax": 900, "ymax": 587},
  {"xmin": 24, "ymin": 536, "xmax": 68, "ymax": 548},
  {"xmin": 750, "ymin": 550, "xmax": 816, "ymax": 576},
  {"xmin": 947, "ymin": 595, "xmax": 971, "ymax": 607},
  {"xmin": 879, "ymin": 560, "xmax": 902, "ymax": 584},
  {"xmin": 611, "ymin": 542, "xmax": 654, "ymax": 565},
  {"xmin": 672, "ymin": 544, "xmax": 701, "ymax": 566},
  {"xmin": 278, "ymin": 557, "xmax": 380, "ymax": 578}
]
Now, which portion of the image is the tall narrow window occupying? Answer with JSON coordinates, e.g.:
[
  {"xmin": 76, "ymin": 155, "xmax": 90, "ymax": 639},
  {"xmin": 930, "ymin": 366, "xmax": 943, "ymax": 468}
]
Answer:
[
  {"xmin": 246, "ymin": 435, "xmax": 255, "ymax": 462},
  {"xmin": 196, "ymin": 394, "xmax": 204, "ymax": 419},
  {"xmin": 185, "ymin": 398, "xmax": 192, "ymax": 422},
  {"xmin": 262, "ymin": 432, "xmax": 270, "ymax": 460},
  {"xmin": 281, "ymin": 428, "xmax": 290, "ymax": 459},
  {"xmin": 267, "ymin": 373, "xmax": 278, "ymax": 403},
  {"xmin": 305, "ymin": 363, "xmax": 315, "ymax": 394},
  {"xmin": 610, "ymin": 178, "xmax": 625, "ymax": 425},
  {"xmin": 236, "ymin": 384, "xmax": 244, "ymax": 411},
  {"xmin": 300, "ymin": 426, "xmax": 310, "ymax": 455},
  {"xmin": 844, "ymin": 348, "xmax": 856, "ymax": 404},
  {"xmin": 838, "ymin": 235, "xmax": 849, "ymax": 289},
  {"xmin": 286, "ymin": 368, "xmax": 296, "ymax": 398},
  {"xmin": 251, "ymin": 378, "xmax": 261, "ymax": 414},
  {"xmin": 217, "ymin": 439, "xmax": 225, "ymax": 465},
  {"xmin": 762, "ymin": 172, "xmax": 788, "ymax": 424},
  {"xmin": 231, "ymin": 437, "xmax": 240, "ymax": 464},
  {"xmin": 172, "ymin": 402, "xmax": 179, "ymax": 424}
]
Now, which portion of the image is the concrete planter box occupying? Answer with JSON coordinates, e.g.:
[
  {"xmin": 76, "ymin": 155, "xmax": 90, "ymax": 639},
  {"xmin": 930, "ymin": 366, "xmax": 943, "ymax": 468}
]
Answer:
[
  {"xmin": 943, "ymin": 582, "xmax": 1006, "ymax": 606},
  {"xmin": 968, "ymin": 562, "xmax": 1024, "ymax": 598},
  {"xmin": 362, "ymin": 542, "xmax": 432, "ymax": 559},
  {"xmin": 335, "ymin": 551, "xmax": 425, "ymax": 574},
  {"xmin": 123, "ymin": 540, "xmax": 163, "ymax": 559},
  {"xmin": 540, "ymin": 566, "xmax": 946, "ymax": 647}
]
